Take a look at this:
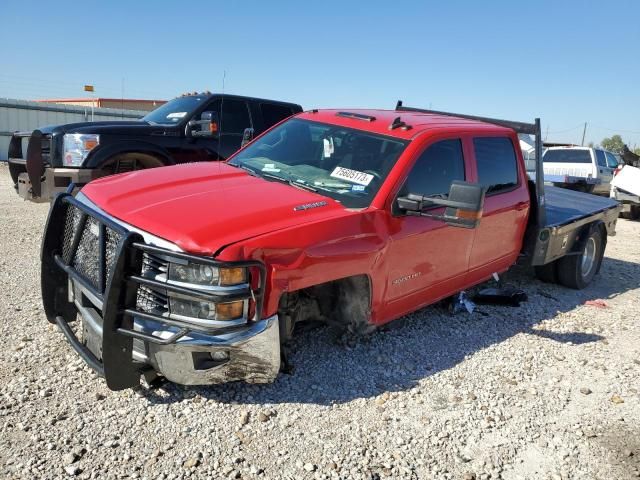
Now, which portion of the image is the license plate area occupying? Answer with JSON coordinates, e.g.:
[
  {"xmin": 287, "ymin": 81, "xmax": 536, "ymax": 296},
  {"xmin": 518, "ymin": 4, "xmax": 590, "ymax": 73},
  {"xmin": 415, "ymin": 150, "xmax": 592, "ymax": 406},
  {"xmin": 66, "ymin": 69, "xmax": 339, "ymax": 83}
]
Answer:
[{"xmin": 80, "ymin": 306, "xmax": 104, "ymax": 362}]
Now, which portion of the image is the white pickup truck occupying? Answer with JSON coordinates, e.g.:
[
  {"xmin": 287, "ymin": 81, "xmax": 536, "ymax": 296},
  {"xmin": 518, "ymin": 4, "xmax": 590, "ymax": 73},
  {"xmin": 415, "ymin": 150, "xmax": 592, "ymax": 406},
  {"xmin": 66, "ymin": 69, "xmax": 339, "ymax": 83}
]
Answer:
[{"xmin": 542, "ymin": 146, "xmax": 619, "ymax": 194}]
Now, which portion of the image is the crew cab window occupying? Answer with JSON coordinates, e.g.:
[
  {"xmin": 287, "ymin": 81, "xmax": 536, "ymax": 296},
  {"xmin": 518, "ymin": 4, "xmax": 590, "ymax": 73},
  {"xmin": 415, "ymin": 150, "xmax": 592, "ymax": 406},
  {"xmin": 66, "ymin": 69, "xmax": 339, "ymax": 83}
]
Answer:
[
  {"xmin": 261, "ymin": 103, "xmax": 293, "ymax": 126},
  {"xmin": 595, "ymin": 149, "xmax": 607, "ymax": 167},
  {"xmin": 473, "ymin": 137, "xmax": 518, "ymax": 194},
  {"xmin": 402, "ymin": 139, "xmax": 465, "ymax": 198},
  {"xmin": 217, "ymin": 99, "xmax": 251, "ymax": 134},
  {"xmin": 605, "ymin": 151, "xmax": 619, "ymax": 168}
]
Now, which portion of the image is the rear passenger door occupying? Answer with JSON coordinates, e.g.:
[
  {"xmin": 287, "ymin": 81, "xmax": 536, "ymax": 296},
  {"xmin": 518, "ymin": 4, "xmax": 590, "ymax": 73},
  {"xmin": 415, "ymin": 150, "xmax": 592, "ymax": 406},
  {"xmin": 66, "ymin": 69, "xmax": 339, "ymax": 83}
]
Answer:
[
  {"xmin": 467, "ymin": 136, "xmax": 530, "ymax": 281},
  {"xmin": 595, "ymin": 149, "xmax": 614, "ymax": 192}
]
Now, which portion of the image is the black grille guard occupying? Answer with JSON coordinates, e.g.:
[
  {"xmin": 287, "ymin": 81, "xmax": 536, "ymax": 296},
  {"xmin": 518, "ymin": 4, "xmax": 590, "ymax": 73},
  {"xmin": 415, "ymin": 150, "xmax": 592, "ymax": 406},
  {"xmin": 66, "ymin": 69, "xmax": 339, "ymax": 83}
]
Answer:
[{"xmin": 41, "ymin": 193, "xmax": 267, "ymax": 390}]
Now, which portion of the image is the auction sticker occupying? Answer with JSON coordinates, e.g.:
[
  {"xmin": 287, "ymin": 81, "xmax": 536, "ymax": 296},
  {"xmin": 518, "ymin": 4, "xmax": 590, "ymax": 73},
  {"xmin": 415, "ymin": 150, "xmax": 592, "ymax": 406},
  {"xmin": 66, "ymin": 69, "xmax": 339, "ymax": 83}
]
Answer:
[{"xmin": 330, "ymin": 166, "xmax": 374, "ymax": 186}]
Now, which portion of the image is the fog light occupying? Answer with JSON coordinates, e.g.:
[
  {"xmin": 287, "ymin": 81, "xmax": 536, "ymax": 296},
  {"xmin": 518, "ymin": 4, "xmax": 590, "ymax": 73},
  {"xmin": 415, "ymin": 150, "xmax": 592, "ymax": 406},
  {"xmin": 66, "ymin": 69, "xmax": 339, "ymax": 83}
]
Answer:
[
  {"xmin": 220, "ymin": 267, "xmax": 247, "ymax": 285},
  {"xmin": 170, "ymin": 297, "xmax": 216, "ymax": 320},
  {"xmin": 216, "ymin": 301, "xmax": 244, "ymax": 320}
]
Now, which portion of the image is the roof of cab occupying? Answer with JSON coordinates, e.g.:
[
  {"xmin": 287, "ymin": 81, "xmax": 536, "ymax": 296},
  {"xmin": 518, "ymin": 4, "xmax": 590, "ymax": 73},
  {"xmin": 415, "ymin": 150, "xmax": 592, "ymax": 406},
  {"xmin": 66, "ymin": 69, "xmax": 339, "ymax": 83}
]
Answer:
[{"xmin": 296, "ymin": 109, "xmax": 514, "ymax": 140}]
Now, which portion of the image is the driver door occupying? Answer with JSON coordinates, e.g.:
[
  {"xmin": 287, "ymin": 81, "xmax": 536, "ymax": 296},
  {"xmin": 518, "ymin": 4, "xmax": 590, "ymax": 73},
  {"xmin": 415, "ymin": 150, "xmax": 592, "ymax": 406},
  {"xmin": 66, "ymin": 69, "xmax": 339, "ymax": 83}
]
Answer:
[
  {"xmin": 382, "ymin": 137, "xmax": 476, "ymax": 318},
  {"xmin": 181, "ymin": 98, "xmax": 253, "ymax": 162}
]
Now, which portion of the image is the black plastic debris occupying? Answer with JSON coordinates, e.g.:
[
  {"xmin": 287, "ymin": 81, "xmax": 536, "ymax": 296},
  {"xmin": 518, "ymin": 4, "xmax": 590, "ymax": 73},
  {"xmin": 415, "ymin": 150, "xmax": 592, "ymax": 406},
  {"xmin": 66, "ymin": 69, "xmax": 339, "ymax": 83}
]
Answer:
[{"xmin": 472, "ymin": 287, "xmax": 528, "ymax": 307}]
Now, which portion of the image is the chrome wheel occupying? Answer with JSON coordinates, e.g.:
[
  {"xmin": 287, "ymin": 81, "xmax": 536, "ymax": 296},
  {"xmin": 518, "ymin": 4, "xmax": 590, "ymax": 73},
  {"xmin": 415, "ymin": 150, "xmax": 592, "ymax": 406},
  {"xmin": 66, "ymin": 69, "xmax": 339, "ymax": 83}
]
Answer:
[{"xmin": 581, "ymin": 237, "xmax": 597, "ymax": 278}]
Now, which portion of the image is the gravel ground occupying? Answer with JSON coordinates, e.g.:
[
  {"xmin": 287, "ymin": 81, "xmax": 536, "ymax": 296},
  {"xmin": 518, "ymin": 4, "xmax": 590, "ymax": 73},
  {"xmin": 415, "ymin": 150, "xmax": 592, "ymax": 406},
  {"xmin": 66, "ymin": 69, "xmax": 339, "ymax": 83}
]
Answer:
[{"xmin": 1, "ymin": 162, "xmax": 639, "ymax": 480}]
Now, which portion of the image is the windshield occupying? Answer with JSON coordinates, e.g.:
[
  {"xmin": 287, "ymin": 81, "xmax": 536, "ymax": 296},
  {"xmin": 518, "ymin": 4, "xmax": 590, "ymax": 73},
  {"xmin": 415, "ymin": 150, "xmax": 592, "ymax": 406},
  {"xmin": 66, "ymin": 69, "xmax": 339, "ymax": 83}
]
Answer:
[
  {"xmin": 142, "ymin": 95, "xmax": 208, "ymax": 125},
  {"xmin": 543, "ymin": 149, "xmax": 592, "ymax": 164},
  {"xmin": 229, "ymin": 118, "xmax": 408, "ymax": 208}
]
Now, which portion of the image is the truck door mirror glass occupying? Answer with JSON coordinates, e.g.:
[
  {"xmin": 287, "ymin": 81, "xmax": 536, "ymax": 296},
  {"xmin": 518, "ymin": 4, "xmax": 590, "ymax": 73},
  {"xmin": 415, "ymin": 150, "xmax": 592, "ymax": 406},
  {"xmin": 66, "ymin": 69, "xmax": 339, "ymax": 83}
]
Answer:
[
  {"xmin": 188, "ymin": 111, "xmax": 219, "ymax": 138},
  {"xmin": 241, "ymin": 128, "xmax": 254, "ymax": 148},
  {"xmin": 396, "ymin": 180, "xmax": 486, "ymax": 229}
]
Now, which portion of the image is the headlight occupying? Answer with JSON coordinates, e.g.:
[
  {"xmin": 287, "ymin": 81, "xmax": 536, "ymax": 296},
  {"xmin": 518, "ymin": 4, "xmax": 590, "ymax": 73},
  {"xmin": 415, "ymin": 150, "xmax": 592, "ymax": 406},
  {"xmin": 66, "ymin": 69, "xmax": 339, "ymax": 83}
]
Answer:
[
  {"xmin": 63, "ymin": 134, "xmax": 100, "ymax": 166},
  {"xmin": 168, "ymin": 263, "xmax": 247, "ymax": 287},
  {"xmin": 165, "ymin": 262, "xmax": 249, "ymax": 323}
]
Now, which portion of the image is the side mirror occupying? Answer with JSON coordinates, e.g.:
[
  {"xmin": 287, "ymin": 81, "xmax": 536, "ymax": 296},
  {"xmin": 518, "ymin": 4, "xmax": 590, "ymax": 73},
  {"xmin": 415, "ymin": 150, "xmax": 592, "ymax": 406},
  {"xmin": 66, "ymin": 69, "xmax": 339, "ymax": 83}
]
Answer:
[
  {"xmin": 396, "ymin": 180, "xmax": 486, "ymax": 229},
  {"xmin": 188, "ymin": 111, "xmax": 219, "ymax": 137},
  {"xmin": 241, "ymin": 128, "xmax": 254, "ymax": 148}
]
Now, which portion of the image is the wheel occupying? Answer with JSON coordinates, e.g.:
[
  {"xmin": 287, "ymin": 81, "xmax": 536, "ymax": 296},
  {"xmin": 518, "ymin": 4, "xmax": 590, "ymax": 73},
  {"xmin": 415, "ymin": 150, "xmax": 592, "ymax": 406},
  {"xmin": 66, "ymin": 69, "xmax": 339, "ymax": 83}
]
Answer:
[
  {"xmin": 557, "ymin": 228, "xmax": 604, "ymax": 289},
  {"xmin": 534, "ymin": 260, "xmax": 558, "ymax": 283}
]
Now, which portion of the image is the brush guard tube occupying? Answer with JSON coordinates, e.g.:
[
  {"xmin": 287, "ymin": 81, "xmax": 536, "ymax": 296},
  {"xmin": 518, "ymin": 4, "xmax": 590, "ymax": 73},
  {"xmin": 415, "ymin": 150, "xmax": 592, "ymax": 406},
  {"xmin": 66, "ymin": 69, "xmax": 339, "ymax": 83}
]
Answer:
[{"xmin": 41, "ymin": 193, "xmax": 278, "ymax": 390}]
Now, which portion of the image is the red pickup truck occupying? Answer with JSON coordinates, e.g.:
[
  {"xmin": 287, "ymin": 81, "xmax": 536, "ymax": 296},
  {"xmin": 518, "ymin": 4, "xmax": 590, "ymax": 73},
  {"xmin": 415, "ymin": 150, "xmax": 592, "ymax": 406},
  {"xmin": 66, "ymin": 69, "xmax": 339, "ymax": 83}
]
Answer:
[{"xmin": 41, "ymin": 104, "xmax": 621, "ymax": 390}]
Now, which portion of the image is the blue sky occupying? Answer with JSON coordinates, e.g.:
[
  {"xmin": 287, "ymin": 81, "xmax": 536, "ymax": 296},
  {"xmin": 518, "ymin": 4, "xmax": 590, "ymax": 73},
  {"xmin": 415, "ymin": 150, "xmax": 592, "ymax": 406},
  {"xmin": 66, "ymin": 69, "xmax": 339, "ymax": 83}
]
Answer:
[{"xmin": 1, "ymin": 0, "xmax": 639, "ymax": 147}]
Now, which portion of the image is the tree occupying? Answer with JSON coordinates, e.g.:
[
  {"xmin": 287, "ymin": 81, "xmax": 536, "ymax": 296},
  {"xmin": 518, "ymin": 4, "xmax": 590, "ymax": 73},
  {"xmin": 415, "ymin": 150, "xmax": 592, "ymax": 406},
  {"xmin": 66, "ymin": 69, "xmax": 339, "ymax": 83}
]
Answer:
[
  {"xmin": 600, "ymin": 135, "xmax": 625, "ymax": 153},
  {"xmin": 634, "ymin": 147, "xmax": 640, "ymax": 156}
]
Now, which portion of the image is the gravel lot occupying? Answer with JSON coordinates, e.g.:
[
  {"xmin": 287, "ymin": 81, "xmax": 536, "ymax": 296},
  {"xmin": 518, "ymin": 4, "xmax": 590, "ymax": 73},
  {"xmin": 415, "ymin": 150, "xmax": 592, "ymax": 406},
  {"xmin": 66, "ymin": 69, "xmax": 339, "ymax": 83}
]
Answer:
[{"xmin": 1, "ymin": 162, "xmax": 639, "ymax": 480}]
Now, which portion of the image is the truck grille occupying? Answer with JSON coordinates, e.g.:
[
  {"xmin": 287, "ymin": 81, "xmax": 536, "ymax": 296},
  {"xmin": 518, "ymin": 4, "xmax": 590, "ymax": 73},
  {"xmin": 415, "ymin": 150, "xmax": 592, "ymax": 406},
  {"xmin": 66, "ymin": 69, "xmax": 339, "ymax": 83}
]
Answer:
[
  {"xmin": 136, "ymin": 253, "xmax": 169, "ymax": 315},
  {"xmin": 41, "ymin": 135, "xmax": 52, "ymax": 164},
  {"xmin": 62, "ymin": 204, "xmax": 122, "ymax": 292},
  {"xmin": 61, "ymin": 204, "xmax": 173, "ymax": 315}
]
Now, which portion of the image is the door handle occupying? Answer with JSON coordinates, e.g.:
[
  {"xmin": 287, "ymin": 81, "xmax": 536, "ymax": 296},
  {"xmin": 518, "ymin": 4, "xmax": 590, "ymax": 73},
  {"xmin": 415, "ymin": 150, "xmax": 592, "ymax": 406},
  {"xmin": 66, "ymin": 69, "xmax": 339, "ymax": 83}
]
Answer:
[{"xmin": 515, "ymin": 202, "xmax": 528, "ymax": 211}]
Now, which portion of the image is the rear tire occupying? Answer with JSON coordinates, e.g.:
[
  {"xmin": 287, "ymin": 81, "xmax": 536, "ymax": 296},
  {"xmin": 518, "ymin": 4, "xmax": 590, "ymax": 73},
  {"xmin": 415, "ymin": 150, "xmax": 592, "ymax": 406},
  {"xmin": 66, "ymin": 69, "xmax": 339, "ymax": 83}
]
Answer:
[
  {"xmin": 534, "ymin": 261, "xmax": 558, "ymax": 284},
  {"xmin": 557, "ymin": 228, "xmax": 604, "ymax": 289}
]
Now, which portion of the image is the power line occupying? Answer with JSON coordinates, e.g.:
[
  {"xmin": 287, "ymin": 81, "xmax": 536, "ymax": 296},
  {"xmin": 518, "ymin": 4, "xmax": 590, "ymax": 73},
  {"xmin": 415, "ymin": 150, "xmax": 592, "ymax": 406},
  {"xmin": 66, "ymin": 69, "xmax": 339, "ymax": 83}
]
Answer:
[
  {"xmin": 545, "ymin": 123, "xmax": 584, "ymax": 134},
  {"xmin": 589, "ymin": 124, "xmax": 640, "ymax": 135}
]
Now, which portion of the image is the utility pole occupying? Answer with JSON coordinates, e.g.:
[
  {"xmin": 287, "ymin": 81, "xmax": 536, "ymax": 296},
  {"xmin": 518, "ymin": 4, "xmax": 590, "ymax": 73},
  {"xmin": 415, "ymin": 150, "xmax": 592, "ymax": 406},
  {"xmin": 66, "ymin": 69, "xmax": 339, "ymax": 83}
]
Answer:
[{"xmin": 581, "ymin": 122, "xmax": 587, "ymax": 146}]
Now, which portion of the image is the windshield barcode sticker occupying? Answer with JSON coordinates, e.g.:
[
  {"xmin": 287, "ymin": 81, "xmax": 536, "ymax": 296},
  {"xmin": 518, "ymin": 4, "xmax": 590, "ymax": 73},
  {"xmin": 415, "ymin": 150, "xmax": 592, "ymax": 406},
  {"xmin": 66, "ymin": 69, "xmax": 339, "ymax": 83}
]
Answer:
[{"xmin": 330, "ymin": 167, "xmax": 374, "ymax": 186}]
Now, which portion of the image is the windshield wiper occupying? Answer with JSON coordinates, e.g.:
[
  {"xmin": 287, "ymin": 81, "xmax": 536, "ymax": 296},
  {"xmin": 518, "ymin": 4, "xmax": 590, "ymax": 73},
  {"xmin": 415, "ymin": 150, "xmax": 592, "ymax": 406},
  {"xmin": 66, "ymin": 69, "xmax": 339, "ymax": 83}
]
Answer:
[
  {"xmin": 233, "ymin": 163, "xmax": 319, "ymax": 192},
  {"xmin": 288, "ymin": 179, "xmax": 318, "ymax": 192},
  {"xmin": 262, "ymin": 172, "xmax": 319, "ymax": 192},
  {"xmin": 235, "ymin": 164, "xmax": 259, "ymax": 176}
]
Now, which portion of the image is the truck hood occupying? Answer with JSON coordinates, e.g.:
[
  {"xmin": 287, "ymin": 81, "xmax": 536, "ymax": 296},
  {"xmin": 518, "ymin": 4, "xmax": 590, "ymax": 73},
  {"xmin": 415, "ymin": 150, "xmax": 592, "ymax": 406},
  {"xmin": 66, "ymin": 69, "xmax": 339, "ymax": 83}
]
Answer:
[
  {"xmin": 81, "ymin": 162, "xmax": 348, "ymax": 255},
  {"xmin": 38, "ymin": 121, "xmax": 146, "ymax": 136}
]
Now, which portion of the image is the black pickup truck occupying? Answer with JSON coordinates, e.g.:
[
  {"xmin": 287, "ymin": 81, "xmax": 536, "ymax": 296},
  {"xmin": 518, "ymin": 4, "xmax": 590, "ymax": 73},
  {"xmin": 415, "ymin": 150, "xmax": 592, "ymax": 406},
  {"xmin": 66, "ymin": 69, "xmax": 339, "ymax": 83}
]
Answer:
[{"xmin": 7, "ymin": 93, "xmax": 302, "ymax": 202}]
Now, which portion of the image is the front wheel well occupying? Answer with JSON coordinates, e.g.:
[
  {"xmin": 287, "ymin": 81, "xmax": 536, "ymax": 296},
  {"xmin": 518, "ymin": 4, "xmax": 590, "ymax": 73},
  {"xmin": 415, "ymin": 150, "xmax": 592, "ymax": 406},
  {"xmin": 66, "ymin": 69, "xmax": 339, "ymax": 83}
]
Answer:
[
  {"xmin": 100, "ymin": 152, "xmax": 168, "ymax": 174},
  {"xmin": 277, "ymin": 274, "xmax": 373, "ymax": 340}
]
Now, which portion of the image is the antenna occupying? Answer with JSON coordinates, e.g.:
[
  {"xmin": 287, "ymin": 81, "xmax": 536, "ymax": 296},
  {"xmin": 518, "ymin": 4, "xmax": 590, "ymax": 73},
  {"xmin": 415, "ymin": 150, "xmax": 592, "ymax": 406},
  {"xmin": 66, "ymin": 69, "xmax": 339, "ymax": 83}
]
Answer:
[{"xmin": 121, "ymin": 77, "xmax": 125, "ymax": 118}]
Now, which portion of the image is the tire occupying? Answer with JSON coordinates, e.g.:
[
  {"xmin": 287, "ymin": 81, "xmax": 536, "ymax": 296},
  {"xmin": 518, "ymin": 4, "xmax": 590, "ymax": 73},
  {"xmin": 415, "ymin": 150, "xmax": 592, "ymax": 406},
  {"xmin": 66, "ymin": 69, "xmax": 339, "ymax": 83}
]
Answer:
[
  {"xmin": 534, "ymin": 260, "xmax": 558, "ymax": 284},
  {"xmin": 557, "ymin": 228, "xmax": 604, "ymax": 289}
]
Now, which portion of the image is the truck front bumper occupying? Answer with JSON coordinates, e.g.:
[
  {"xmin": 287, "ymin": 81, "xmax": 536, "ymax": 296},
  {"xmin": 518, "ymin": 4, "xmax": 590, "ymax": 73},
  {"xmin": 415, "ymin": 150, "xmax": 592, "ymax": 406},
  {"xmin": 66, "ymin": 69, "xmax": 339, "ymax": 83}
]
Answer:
[
  {"xmin": 141, "ymin": 315, "xmax": 280, "ymax": 385},
  {"xmin": 42, "ymin": 193, "xmax": 279, "ymax": 390},
  {"xmin": 74, "ymin": 282, "xmax": 281, "ymax": 385},
  {"xmin": 12, "ymin": 164, "xmax": 100, "ymax": 202}
]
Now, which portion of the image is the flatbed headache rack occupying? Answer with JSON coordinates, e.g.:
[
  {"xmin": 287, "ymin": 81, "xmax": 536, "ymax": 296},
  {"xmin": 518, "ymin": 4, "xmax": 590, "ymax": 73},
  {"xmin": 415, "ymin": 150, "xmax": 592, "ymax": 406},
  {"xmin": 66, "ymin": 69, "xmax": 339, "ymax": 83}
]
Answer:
[{"xmin": 395, "ymin": 101, "xmax": 546, "ymax": 227}]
